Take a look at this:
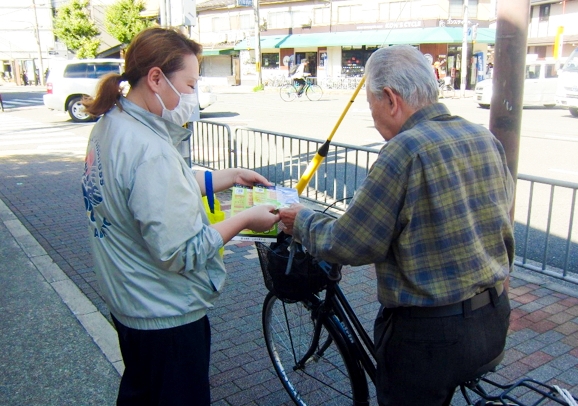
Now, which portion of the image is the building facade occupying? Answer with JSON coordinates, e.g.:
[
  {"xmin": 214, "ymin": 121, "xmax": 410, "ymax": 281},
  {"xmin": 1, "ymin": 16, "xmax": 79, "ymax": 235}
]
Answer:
[
  {"xmin": 194, "ymin": 0, "xmax": 499, "ymax": 88},
  {"xmin": 0, "ymin": 1, "xmax": 56, "ymax": 85},
  {"xmin": 527, "ymin": 0, "xmax": 578, "ymax": 60}
]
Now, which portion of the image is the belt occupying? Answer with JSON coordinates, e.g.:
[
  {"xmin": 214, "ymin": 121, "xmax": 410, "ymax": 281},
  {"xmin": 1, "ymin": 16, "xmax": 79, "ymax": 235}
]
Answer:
[{"xmin": 395, "ymin": 283, "xmax": 505, "ymax": 318}]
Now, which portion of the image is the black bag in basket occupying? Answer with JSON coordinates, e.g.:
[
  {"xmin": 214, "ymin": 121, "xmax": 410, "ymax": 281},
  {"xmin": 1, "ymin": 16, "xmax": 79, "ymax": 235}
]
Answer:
[{"xmin": 257, "ymin": 232, "xmax": 341, "ymax": 302}]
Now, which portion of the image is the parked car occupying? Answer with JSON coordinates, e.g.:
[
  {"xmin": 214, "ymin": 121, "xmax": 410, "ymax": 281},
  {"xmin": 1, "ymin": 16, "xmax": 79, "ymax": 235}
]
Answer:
[
  {"xmin": 475, "ymin": 58, "xmax": 558, "ymax": 109},
  {"xmin": 43, "ymin": 59, "xmax": 124, "ymax": 122},
  {"xmin": 44, "ymin": 58, "xmax": 216, "ymax": 122}
]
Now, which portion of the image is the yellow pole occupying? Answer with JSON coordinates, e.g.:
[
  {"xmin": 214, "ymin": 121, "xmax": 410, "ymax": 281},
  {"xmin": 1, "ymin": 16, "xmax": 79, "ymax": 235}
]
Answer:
[{"xmin": 295, "ymin": 75, "xmax": 366, "ymax": 195}]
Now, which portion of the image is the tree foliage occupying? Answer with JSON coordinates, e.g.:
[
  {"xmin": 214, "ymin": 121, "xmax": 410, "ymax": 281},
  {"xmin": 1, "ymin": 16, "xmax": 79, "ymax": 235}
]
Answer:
[
  {"xmin": 105, "ymin": 0, "xmax": 154, "ymax": 44},
  {"xmin": 53, "ymin": 0, "xmax": 101, "ymax": 58}
]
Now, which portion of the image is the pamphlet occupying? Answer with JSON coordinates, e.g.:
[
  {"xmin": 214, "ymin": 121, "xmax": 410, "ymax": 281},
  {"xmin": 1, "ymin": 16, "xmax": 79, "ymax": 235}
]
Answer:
[{"xmin": 230, "ymin": 184, "xmax": 299, "ymax": 242}]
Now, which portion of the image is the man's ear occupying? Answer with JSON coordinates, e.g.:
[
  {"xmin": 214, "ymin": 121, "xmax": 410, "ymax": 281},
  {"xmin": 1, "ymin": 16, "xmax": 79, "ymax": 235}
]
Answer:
[{"xmin": 383, "ymin": 88, "xmax": 399, "ymax": 113}]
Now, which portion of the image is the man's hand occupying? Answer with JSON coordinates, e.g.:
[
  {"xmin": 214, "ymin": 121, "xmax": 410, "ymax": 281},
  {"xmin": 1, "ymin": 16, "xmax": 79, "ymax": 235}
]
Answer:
[{"xmin": 278, "ymin": 203, "xmax": 306, "ymax": 235}]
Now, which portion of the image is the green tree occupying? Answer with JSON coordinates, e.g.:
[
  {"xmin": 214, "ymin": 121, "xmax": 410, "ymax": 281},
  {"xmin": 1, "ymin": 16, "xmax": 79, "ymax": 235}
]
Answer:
[
  {"xmin": 53, "ymin": 0, "xmax": 101, "ymax": 58},
  {"xmin": 105, "ymin": 0, "xmax": 154, "ymax": 45}
]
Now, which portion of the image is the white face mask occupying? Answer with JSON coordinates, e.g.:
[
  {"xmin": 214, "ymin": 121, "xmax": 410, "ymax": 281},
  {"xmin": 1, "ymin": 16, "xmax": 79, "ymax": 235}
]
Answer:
[{"xmin": 155, "ymin": 71, "xmax": 198, "ymax": 126}]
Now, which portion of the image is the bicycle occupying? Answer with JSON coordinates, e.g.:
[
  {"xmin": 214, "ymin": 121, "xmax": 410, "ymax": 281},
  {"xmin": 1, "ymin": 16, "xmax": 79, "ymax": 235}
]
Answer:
[
  {"xmin": 280, "ymin": 77, "xmax": 323, "ymax": 102},
  {"xmin": 439, "ymin": 77, "xmax": 456, "ymax": 99},
  {"xmin": 256, "ymin": 233, "xmax": 578, "ymax": 406}
]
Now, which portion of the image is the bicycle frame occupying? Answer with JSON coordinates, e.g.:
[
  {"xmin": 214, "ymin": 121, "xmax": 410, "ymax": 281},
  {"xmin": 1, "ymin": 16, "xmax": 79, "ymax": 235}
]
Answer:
[{"xmin": 296, "ymin": 277, "xmax": 377, "ymax": 384}]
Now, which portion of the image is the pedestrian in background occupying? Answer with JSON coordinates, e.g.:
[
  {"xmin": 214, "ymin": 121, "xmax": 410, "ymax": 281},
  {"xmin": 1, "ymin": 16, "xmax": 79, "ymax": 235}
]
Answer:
[
  {"xmin": 82, "ymin": 27, "xmax": 279, "ymax": 405},
  {"xmin": 279, "ymin": 45, "xmax": 514, "ymax": 405}
]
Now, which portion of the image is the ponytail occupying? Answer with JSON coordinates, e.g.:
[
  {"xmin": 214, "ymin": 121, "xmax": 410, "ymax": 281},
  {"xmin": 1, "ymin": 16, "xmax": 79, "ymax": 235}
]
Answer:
[{"xmin": 83, "ymin": 73, "xmax": 125, "ymax": 117}]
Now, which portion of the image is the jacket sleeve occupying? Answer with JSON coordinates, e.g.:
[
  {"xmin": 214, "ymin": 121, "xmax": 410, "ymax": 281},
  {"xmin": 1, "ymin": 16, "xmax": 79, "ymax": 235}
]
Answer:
[{"xmin": 128, "ymin": 153, "xmax": 223, "ymax": 273}]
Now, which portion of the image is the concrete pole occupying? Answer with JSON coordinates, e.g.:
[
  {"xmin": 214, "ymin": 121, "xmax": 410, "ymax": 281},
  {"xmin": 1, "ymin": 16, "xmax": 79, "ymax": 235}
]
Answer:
[
  {"xmin": 459, "ymin": 0, "xmax": 468, "ymax": 98},
  {"xmin": 31, "ymin": 0, "xmax": 45, "ymax": 86},
  {"xmin": 489, "ymin": 0, "xmax": 530, "ymax": 193},
  {"xmin": 253, "ymin": 0, "xmax": 263, "ymax": 88},
  {"xmin": 160, "ymin": 0, "xmax": 167, "ymax": 27}
]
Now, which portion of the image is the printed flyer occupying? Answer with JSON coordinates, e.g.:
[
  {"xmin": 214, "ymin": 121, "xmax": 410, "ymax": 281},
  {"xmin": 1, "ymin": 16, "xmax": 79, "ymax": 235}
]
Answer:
[{"xmin": 230, "ymin": 184, "xmax": 299, "ymax": 242}]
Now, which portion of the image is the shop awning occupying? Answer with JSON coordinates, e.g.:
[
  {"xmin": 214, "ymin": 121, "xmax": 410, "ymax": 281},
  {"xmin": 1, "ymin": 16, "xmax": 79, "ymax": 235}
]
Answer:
[
  {"xmin": 233, "ymin": 27, "xmax": 495, "ymax": 50},
  {"xmin": 202, "ymin": 48, "xmax": 238, "ymax": 56},
  {"xmin": 234, "ymin": 35, "xmax": 290, "ymax": 50}
]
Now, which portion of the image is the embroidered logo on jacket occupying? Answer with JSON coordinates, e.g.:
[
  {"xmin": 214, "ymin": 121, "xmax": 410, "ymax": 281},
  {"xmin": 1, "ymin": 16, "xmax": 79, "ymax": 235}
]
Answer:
[{"xmin": 82, "ymin": 141, "xmax": 111, "ymax": 238}]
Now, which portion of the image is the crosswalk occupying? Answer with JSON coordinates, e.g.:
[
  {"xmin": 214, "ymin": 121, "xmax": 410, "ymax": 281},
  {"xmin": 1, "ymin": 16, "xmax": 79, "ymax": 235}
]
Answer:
[
  {"xmin": 0, "ymin": 95, "xmax": 44, "ymax": 110},
  {"xmin": 0, "ymin": 114, "xmax": 90, "ymax": 157}
]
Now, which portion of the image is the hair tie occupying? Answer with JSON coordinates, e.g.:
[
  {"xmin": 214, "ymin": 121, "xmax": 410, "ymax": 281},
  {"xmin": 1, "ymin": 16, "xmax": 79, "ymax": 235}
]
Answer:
[{"xmin": 119, "ymin": 73, "xmax": 127, "ymax": 81}]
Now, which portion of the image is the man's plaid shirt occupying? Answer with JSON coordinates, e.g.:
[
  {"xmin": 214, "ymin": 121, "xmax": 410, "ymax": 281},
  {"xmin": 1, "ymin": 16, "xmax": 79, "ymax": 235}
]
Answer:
[{"xmin": 293, "ymin": 103, "xmax": 515, "ymax": 308}]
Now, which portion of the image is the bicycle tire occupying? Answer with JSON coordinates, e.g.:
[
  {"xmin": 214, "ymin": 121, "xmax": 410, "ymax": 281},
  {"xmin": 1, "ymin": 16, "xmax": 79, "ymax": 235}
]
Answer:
[
  {"xmin": 306, "ymin": 84, "xmax": 323, "ymax": 101},
  {"xmin": 443, "ymin": 85, "xmax": 455, "ymax": 99},
  {"xmin": 280, "ymin": 85, "xmax": 297, "ymax": 102},
  {"xmin": 262, "ymin": 292, "xmax": 369, "ymax": 405}
]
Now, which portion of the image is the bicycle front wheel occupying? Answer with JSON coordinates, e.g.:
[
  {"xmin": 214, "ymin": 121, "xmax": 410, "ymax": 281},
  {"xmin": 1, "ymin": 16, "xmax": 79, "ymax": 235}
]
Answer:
[
  {"xmin": 280, "ymin": 85, "xmax": 297, "ymax": 102},
  {"xmin": 305, "ymin": 84, "xmax": 323, "ymax": 101},
  {"xmin": 262, "ymin": 292, "xmax": 368, "ymax": 405}
]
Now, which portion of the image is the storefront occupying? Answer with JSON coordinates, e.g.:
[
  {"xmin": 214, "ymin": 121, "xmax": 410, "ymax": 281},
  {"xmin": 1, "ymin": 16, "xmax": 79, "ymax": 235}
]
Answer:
[{"xmin": 232, "ymin": 27, "xmax": 496, "ymax": 87}]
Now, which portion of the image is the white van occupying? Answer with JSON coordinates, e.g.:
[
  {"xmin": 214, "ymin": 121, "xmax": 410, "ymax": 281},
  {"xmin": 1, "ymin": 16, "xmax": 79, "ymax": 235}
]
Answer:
[
  {"xmin": 475, "ymin": 58, "xmax": 558, "ymax": 109},
  {"xmin": 43, "ymin": 59, "xmax": 124, "ymax": 122}
]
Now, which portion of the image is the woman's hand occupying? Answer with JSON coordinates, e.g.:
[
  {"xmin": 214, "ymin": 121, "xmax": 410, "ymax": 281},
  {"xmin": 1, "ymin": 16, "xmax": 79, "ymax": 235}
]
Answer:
[
  {"xmin": 211, "ymin": 204, "xmax": 280, "ymax": 243},
  {"xmin": 278, "ymin": 203, "xmax": 306, "ymax": 235},
  {"xmin": 232, "ymin": 168, "xmax": 271, "ymax": 188},
  {"xmin": 243, "ymin": 205, "xmax": 280, "ymax": 232},
  {"xmin": 206, "ymin": 168, "xmax": 272, "ymax": 194}
]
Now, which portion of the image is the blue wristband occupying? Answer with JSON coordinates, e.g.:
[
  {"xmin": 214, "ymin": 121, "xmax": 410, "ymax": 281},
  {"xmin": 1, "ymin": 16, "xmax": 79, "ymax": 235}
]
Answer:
[{"xmin": 205, "ymin": 171, "xmax": 214, "ymax": 213}]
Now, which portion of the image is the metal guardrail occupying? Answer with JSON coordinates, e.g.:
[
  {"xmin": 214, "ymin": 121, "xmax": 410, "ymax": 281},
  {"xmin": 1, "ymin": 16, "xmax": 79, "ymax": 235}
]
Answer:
[{"xmin": 191, "ymin": 121, "xmax": 578, "ymax": 285}]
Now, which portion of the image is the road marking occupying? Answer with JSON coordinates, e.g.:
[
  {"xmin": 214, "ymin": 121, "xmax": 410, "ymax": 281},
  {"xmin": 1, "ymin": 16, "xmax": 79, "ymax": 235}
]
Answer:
[{"xmin": 0, "ymin": 115, "xmax": 89, "ymax": 157}]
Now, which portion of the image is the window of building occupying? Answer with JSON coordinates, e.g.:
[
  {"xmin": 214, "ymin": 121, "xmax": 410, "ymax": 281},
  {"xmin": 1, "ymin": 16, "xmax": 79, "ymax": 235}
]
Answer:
[
  {"xmin": 314, "ymin": 7, "xmax": 330, "ymax": 25},
  {"xmin": 449, "ymin": 0, "xmax": 478, "ymax": 19},
  {"xmin": 292, "ymin": 11, "xmax": 311, "ymax": 27},
  {"xmin": 379, "ymin": 1, "xmax": 422, "ymax": 21},
  {"xmin": 342, "ymin": 46, "xmax": 378, "ymax": 77},
  {"xmin": 212, "ymin": 16, "xmax": 230, "ymax": 32},
  {"xmin": 337, "ymin": 4, "xmax": 362, "ymax": 23},
  {"xmin": 239, "ymin": 13, "xmax": 253, "ymax": 30},
  {"xmin": 539, "ymin": 4, "xmax": 550, "ymax": 21},
  {"xmin": 267, "ymin": 11, "xmax": 291, "ymax": 28},
  {"xmin": 262, "ymin": 53, "xmax": 279, "ymax": 69}
]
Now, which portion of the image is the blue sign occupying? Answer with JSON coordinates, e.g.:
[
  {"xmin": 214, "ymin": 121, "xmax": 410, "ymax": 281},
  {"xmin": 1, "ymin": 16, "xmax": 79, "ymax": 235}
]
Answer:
[{"xmin": 237, "ymin": 0, "xmax": 253, "ymax": 6}]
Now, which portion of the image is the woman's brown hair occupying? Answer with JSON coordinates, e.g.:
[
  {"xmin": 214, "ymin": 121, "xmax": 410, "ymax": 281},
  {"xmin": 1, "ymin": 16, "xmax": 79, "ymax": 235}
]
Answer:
[{"xmin": 84, "ymin": 27, "xmax": 202, "ymax": 117}]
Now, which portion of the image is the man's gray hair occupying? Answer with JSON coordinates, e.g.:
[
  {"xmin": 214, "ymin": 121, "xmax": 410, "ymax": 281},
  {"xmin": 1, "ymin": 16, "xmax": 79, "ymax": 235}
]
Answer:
[{"xmin": 365, "ymin": 45, "xmax": 438, "ymax": 109}]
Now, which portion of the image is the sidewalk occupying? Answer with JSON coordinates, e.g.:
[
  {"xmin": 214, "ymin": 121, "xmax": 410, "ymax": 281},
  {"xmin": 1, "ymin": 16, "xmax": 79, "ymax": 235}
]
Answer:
[{"xmin": 1, "ymin": 189, "xmax": 577, "ymax": 405}]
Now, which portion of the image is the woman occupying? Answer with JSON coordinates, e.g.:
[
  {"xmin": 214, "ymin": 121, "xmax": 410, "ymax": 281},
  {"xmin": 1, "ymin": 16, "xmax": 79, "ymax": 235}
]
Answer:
[{"xmin": 82, "ymin": 27, "xmax": 279, "ymax": 405}]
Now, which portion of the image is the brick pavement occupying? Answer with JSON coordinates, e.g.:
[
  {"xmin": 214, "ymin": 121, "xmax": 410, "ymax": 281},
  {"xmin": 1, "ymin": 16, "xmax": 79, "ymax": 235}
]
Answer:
[{"xmin": 1, "ymin": 152, "xmax": 577, "ymax": 404}]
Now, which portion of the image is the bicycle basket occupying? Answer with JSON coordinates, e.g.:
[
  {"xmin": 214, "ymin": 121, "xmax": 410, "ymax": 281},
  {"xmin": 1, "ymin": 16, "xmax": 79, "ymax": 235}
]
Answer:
[{"xmin": 255, "ymin": 232, "xmax": 341, "ymax": 303}]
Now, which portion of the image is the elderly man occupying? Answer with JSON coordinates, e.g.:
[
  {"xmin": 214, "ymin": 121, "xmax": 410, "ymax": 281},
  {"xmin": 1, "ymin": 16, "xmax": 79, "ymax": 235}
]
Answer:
[{"xmin": 279, "ymin": 45, "xmax": 514, "ymax": 405}]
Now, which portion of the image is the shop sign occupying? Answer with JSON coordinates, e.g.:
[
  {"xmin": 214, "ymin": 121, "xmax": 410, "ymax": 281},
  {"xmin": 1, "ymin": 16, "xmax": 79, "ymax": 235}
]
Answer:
[
  {"xmin": 438, "ymin": 19, "xmax": 472, "ymax": 27},
  {"xmin": 237, "ymin": 0, "xmax": 253, "ymax": 6},
  {"xmin": 357, "ymin": 20, "xmax": 423, "ymax": 30}
]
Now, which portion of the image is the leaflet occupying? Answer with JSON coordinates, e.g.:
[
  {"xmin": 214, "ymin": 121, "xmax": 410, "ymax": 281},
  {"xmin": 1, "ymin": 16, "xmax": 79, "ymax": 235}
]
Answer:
[{"xmin": 230, "ymin": 184, "xmax": 299, "ymax": 242}]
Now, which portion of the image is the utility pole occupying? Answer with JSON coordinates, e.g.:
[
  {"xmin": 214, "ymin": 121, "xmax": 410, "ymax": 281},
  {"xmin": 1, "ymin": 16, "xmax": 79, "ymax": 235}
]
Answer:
[
  {"xmin": 31, "ymin": 0, "xmax": 45, "ymax": 86},
  {"xmin": 489, "ymin": 0, "xmax": 530, "ymax": 195},
  {"xmin": 459, "ymin": 0, "xmax": 468, "ymax": 98},
  {"xmin": 253, "ymin": 0, "xmax": 263, "ymax": 88},
  {"xmin": 160, "ymin": 0, "xmax": 167, "ymax": 27}
]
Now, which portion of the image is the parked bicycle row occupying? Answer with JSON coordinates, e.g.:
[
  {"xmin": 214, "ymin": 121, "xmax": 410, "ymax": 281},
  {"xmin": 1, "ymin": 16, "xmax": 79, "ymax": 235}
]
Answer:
[{"xmin": 263, "ymin": 75, "xmax": 365, "ymax": 90}]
